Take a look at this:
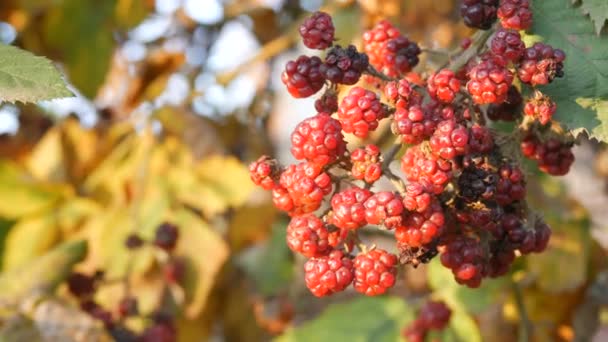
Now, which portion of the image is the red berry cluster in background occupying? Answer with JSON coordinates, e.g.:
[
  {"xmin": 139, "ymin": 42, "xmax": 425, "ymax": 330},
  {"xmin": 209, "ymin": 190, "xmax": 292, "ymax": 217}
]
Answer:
[
  {"xmin": 66, "ymin": 223, "xmax": 182, "ymax": 341},
  {"xmin": 403, "ymin": 300, "xmax": 452, "ymax": 342},
  {"xmin": 253, "ymin": 6, "xmax": 573, "ymax": 297}
]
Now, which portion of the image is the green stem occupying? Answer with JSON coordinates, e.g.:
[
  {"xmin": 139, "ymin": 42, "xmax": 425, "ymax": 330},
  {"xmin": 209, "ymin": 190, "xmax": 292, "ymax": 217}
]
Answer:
[{"xmin": 512, "ymin": 281, "xmax": 532, "ymax": 342}]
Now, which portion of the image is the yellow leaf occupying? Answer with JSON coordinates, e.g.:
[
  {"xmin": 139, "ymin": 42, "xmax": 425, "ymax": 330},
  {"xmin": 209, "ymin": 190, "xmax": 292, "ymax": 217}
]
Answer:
[
  {"xmin": 3, "ymin": 214, "xmax": 60, "ymax": 270},
  {"xmin": 197, "ymin": 155, "xmax": 254, "ymax": 209},
  {"xmin": 25, "ymin": 127, "xmax": 66, "ymax": 182},
  {"xmin": 228, "ymin": 203, "xmax": 277, "ymax": 252},
  {"xmin": 61, "ymin": 118, "xmax": 99, "ymax": 183},
  {"xmin": 114, "ymin": 0, "xmax": 149, "ymax": 28},
  {"xmin": 173, "ymin": 209, "xmax": 229, "ymax": 318},
  {"xmin": 0, "ymin": 161, "xmax": 72, "ymax": 219},
  {"xmin": 57, "ymin": 198, "xmax": 101, "ymax": 236}
]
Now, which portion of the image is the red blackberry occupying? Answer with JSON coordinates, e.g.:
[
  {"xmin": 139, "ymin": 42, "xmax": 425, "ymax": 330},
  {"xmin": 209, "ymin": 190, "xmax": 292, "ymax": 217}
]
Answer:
[
  {"xmin": 363, "ymin": 191, "xmax": 405, "ymax": 228},
  {"xmin": 299, "ymin": 11, "xmax": 335, "ymax": 50},
  {"xmin": 401, "ymin": 146, "xmax": 453, "ymax": 194},
  {"xmin": 337, "ymin": 87, "xmax": 386, "ymax": 138},
  {"xmin": 81, "ymin": 300, "xmax": 114, "ymax": 328},
  {"xmin": 518, "ymin": 43, "xmax": 566, "ymax": 86},
  {"xmin": 272, "ymin": 185, "xmax": 295, "ymax": 213},
  {"xmin": 396, "ymin": 201, "xmax": 445, "ymax": 247},
  {"xmin": 351, "ymin": 144, "xmax": 382, "ymax": 184},
  {"xmin": 495, "ymin": 164, "xmax": 526, "ymax": 205},
  {"xmin": 419, "ymin": 300, "xmax": 452, "ymax": 330},
  {"xmin": 487, "ymin": 242, "xmax": 516, "ymax": 277},
  {"xmin": 164, "ymin": 258, "xmax": 186, "ymax": 284},
  {"xmin": 304, "ymin": 250, "xmax": 354, "ymax": 297},
  {"xmin": 460, "ymin": 0, "xmax": 499, "ymax": 30},
  {"xmin": 427, "ymin": 69, "xmax": 461, "ymax": 104},
  {"xmin": 467, "ymin": 59, "xmax": 514, "ymax": 104},
  {"xmin": 468, "ymin": 124, "xmax": 494, "ymax": 154},
  {"xmin": 439, "ymin": 235, "xmax": 485, "ymax": 288},
  {"xmin": 520, "ymin": 136, "xmax": 574, "ymax": 176},
  {"xmin": 249, "ymin": 155, "xmax": 280, "ymax": 190},
  {"xmin": 154, "ymin": 222, "xmax": 179, "ymax": 251},
  {"xmin": 497, "ymin": 0, "xmax": 533, "ymax": 30},
  {"xmin": 320, "ymin": 45, "xmax": 369, "ymax": 85},
  {"xmin": 384, "ymin": 79, "xmax": 422, "ymax": 110},
  {"xmin": 314, "ymin": 91, "xmax": 339, "ymax": 113},
  {"xmin": 490, "ymin": 28, "xmax": 525, "ymax": 62},
  {"xmin": 487, "ymin": 85, "xmax": 522, "ymax": 121},
  {"xmin": 353, "ymin": 249, "xmax": 398, "ymax": 296},
  {"xmin": 429, "ymin": 120, "xmax": 470, "ymax": 160},
  {"xmin": 281, "ymin": 55, "xmax": 325, "ymax": 98},
  {"xmin": 278, "ymin": 162, "xmax": 333, "ymax": 215},
  {"xmin": 286, "ymin": 214, "xmax": 333, "ymax": 257},
  {"xmin": 391, "ymin": 105, "xmax": 436, "ymax": 145},
  {"xmin": 363, "ymin": 20, "xmax": 420, "ymax": 77},
  {"xmin": 328, "ymin": 187, "xmax": 373, "ymax": 230},
  {"xmin": 524, "ymin": 92, "xmax": 557, "ymax": 125},
  {"xmin": 402, "ymin": 182, "xmax": 434, "ymax": 213},
  {"xmin": 291, "ymin": 113, "xmax": 346, "ymax": 166}
]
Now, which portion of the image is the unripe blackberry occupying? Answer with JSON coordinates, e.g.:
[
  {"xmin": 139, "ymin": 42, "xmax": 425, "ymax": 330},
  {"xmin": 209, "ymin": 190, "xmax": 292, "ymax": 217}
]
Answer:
[
  {"xmin": 495, "ymin": 164, "xmax": 526, "ymax": 205},
  {"xmin": 286, "ymin": 214, "xmax": 333, "ymax": 257},
  {"xmin": 401, "ymin": 146, "xmax": 453, "ymax": 194},
  {"xmin": 396, "ymin": 201, "xmax": 445, "ymax": 247},
  {"xmin": 524, "ymin": 92, "xmax": 557, "ymax": 125},
  {"xmin": 490, "ymin": 28, "xmax": 525, "ymax": 62},
  {"xmin": 363, "ymin": 20, "xmax": 420, "ymax": 77},
  {"xmin": 249, "ymin": 155, "xmax": 280, "ymax": 190},
  {"xmin": 427, "ymin": 69, "xmax": 461, "ymax": 104},
  {"xmin": 467, "ymin": 59, "xmax": 514, "ymax": 104},
  {"xmin": 278, "ymin": 162, "xmax": 333, "ymax": 215},
  {"xmin": 533, "ymin": 220, "xmax": 551, "ymax": 253},
  {"xmin": 518, "ymin": 43, "xmax": 566, "ymax": 86},
  {"xmin": 487, "ymin": 85, "xmax": 522, "ymax": 121},
  {"xmin": 419, "ymin": 300, "xmax": 452, "ymax": 330},
  {"xmin": 272, "ymin": 185, "xmax": 294, "ymax": 213},
  {"xmin": 351, "ymin": 144, "xmax": 382, "ymax": 184},
  {"xmin": 353, "ymin": 249, "xmax": 398, "ymax": 296},
  {"xmin": 468, "ymin": 124, "xmax": 494, "ymax": 154},
  {"xmin": 402, "ymin": 182, "xmax": 434, "ymax": 213},
  {"xmin": 460, "ymin": 0, "xmax": 499, "ymax": 30},
  {"xmin": 281, "ymin": 55, "xmax": 325, "ymax": 98},
  {"xmin": 384, "ymin": 79, "xmax": 422, "ymax": 110},
  {"xmin": 391, "ymin": 105, "xmax": 436, "ymax": 145},
  {"xmin": 304, "ymin": 250, "xmax": 354, "ymax": 297},
  {"xmin": 439, "ymin": 235, "xmax": 485, "ymax": 288},
  {"xmin": 155, "ymin": 222, "xmax": 179, "ymax": 251},
  {"xmin": 291, "ymin": 113, "xmax": 346, "ymax": 166},
  {"xmin": 363, "ymin": 191, "xmax": 405, "ymax": 228},
  {"xmin": 521, "ymin": 136, "xmax": 574, "ymax": 176},
  {"xmin": 328, "ymin": 187, "xmax": 373, "ymax": 230},
  {"xmin": 337, "ymin": 87, "xmax": 387, "ymax": 138},
  {"xmin": 299, "ymin": 11, "xmax": 335, "ymax": 50},
  {"xmin": 320, "ymin": 45, "xmax": 369, "ymax": 85},
  {"xmin": 429, "ymin": 120, "xmax": 470, "ymax": 160},
  {"xmin": 497, "ymin": 0, "xmax": 533, "ymax": 30}
]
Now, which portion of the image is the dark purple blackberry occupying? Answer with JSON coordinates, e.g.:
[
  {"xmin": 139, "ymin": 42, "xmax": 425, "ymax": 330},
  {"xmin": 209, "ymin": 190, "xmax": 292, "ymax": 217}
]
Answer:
[
  {"xmin": 487, "ymin": 85, "xmax": 522, "ymax": 121},
  {"xmin": 460, "ymin": 0, "xmax": 499, "ymax": 30},
  {"xmin": 125, "ymin": 233, "xmax": 144, "ymax": 250},
  {"xmin": 299, "ymin": 11, "xmax": 335, "ymax": 50},
  {"xmin": 320, "ymin": 45, "xmax": 369, "ymax": 85},
  {"xmin": 155, "ymin": 222, "xmax": 179, "ymax": 251}
]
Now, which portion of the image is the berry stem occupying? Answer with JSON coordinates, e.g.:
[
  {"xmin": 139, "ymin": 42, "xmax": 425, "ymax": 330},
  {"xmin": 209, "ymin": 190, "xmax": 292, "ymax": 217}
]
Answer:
[
  {"xmin": 365, "ymin": 65, "xmax": 396, "ymax": 82},
  {"xmin": 445, "ymin": 27, "xmax": 495, "ymax": 72},
  {"xmin": 512, "ymin": 281, "xmax": 532, "ymax": 342},
  {"xmin": 381, "ymin": 139, "xmax": 407, "ymax": 194}
]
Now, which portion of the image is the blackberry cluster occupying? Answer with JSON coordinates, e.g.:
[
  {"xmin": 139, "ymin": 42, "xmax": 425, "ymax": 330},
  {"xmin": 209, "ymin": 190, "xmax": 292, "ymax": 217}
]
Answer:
[
  {"xmin": 251, "ymin": 8, "xmax": 571, "ymax": 297},
  {"xmin": 299, "ymin": 11, "xmax": 335, "ymax": 50},
  {"xmin": 403, "ymin": 300, "xmax": 452, "ymax": 342}
]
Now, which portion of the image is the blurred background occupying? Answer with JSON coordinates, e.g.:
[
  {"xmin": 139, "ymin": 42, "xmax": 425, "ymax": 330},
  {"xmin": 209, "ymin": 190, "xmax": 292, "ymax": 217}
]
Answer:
[{"xmin": 0, "ymin": 0, "xmax": 607, "ymax": 341}]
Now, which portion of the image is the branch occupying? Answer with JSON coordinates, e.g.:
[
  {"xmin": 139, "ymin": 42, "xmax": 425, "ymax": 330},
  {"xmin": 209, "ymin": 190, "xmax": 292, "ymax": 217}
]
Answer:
[{"xmin": 512, "ymin": 281, "xmax": 532, "ymax": 342}]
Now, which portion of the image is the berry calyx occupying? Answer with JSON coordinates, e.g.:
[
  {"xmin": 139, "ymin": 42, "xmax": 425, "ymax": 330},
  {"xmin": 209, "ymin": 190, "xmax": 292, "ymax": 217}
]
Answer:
[
  {"xmin": 299, "ymin": 11, "xmax": 335, "ymax": 50},
  {"xmin": 353, "ymin": 249, "xmax": 398, "ymax": 296},
  {"xmin": 281, "ymin": 55, "xmax": 325, "ymax": 98}
]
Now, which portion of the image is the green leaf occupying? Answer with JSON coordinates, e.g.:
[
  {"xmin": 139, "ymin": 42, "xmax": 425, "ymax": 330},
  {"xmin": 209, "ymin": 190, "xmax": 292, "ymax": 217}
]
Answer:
[
  {"xmin": 0, "ymin": 44, "xmax": 72, "ymax": 103},
  {"xmin": 236, "ymin": 221, "xmax": 293, "ymax": 296},
  {"xmin": 524, "ymin": 0, "xmax": 608, "ymax": 141},
  {"xmin": 433, "ymin": 309, "xmax": 482, "ymax": 342},
  {"xmin": 427, "ymin": 259, "xmax": 509, "ymax": 314},
  {"xmin": 0, "ymin": 240, "xmax": 87, "ymax": 304},
  {"xmin": 580, "ymin": 0, "xmax": 608, "ymax": 35},
  {"xmin": 43, "ymin": 0, "xmax": 116, "ymax": 97},
  {"xmin": 276, "ymin": 296, "xmax": 413, "ymax": 342}
]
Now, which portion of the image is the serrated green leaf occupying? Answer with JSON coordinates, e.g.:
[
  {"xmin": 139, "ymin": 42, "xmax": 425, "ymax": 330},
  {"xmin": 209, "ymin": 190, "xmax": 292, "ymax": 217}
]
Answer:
[
  {"xmin": 0, "ymin": 44, "xmax": 72, "ymax": 103},
  {"xmin": 276, "ymin": 296, "xmax": 413, "ymax": 342},
  {"xmin": 523, "ymin": 0, "xmax": 608, "ymax": 141},
  {"xmin": 580, "ymin": 0, "xmax": 608, "ymax": 35},
  {"xmin": 428, "ymin": 259, "xmax": 509, "ymax": 314}
]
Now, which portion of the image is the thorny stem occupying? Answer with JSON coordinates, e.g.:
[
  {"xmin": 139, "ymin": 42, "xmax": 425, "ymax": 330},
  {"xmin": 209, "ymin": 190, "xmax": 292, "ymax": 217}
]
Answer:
[
  {"xmin": 366, "ymin": 65, "xmax": 397, "ymax": 82},
  {"xmin": 379, "ymin": 139, "xmax": 406, "ymax": 194},
  {"xmin": 444, "ymin": 27, "xmax": 495, "ymax": 72},
  {"xmin": 512, "ymin": 281, "xmax": 532, "ymax": 342}
]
